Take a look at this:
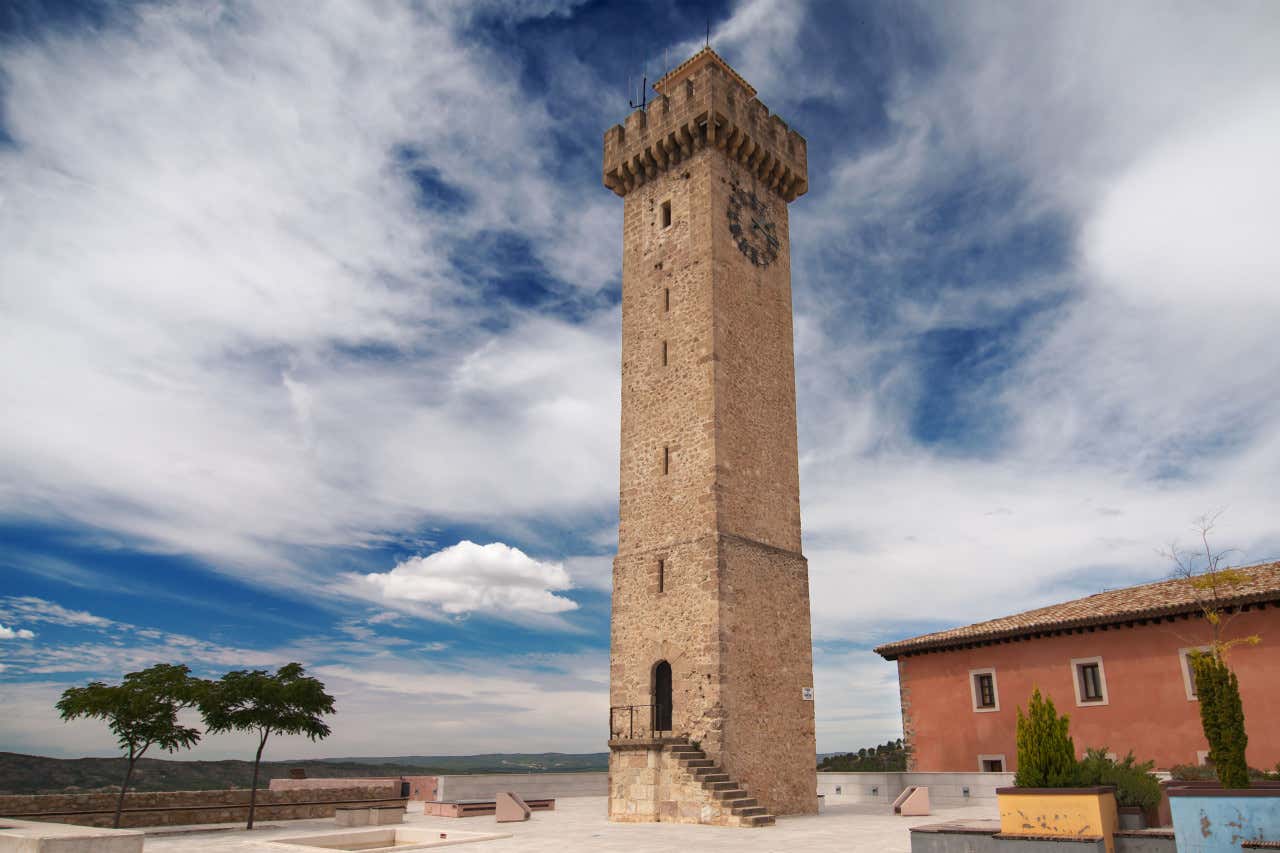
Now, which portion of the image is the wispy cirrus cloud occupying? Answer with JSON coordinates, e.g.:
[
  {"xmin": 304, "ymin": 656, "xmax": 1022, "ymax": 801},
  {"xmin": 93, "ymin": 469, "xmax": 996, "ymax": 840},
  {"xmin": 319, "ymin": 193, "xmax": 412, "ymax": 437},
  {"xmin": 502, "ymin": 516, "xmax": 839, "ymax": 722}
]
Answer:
[
  {"xmin": 2, "ymin": 0, "xmax": 1278, "ymax": 759},
  {"xmin": 0, "ymin": 1, "xmax": 620, "ymax": 590},
  {"xmin": 0, "ymin": 597, "xmax": 118, "ymax": 630}
]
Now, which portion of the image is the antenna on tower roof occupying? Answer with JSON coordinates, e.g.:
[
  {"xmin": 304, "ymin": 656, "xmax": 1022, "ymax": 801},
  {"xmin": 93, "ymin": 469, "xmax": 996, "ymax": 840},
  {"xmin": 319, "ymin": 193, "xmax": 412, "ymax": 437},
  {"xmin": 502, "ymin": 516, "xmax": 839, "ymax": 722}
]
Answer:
[
  {"xmin": 706, "ymin": 17, "xmax": 710, "ymax": 49},
  {"xmin": 629, "ymin": 72, "xmax": 648, "ymax": 112}
]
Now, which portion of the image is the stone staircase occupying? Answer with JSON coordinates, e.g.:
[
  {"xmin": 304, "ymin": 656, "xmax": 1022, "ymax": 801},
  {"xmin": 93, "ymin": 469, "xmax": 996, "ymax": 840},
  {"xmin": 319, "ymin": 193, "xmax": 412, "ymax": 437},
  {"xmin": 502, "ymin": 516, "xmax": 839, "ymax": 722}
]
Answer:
[{"xmin": 667, "ymin": 739, "xmax": 775, "ymax": 827}]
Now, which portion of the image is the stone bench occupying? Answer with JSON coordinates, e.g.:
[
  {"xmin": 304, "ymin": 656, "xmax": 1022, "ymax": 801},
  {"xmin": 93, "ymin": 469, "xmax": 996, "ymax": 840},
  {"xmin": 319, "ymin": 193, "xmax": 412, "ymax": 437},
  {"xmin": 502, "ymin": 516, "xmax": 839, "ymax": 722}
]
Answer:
[
  {"xmin": 335, "ymin": 805, "xmax": 406, "ymax": 827},
  {"xmin": 423, "ymin": 798, "xmax": 555, "ymax": 818}
]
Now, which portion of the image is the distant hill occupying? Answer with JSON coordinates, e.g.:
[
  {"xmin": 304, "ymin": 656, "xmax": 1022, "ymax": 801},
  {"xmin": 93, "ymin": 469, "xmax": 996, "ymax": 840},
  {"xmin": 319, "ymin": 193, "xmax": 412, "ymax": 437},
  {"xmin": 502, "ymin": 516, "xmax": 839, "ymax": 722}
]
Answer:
[
  {"xmin": 0, "ymin": 751, "xmax": 607, "ymax": 795},
  {"xmin": 317, "ymin": 753, "xmax": 608, "ymax": 773},
  {"xmin": 817, "ymin": 739, "xmax": 908, "ymax": 772}
]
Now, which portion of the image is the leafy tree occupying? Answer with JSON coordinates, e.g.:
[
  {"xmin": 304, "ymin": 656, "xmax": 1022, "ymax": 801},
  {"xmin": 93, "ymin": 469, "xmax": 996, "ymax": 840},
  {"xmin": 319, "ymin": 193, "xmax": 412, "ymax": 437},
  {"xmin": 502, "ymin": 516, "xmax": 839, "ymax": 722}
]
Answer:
[
  {"xmin": 1015, "ymin": 688, "xmax": 1078, "ymax": 788},
  {"xmin": 1189, "ymin": 652, "xmax": 1250, "ymax": 788},
  {"xmin": 55, "ymin": 663, "xmax": 202, "ymax": 827},
  {"xmin": 817, "ymin": 739, "xmax": 908, "ymax": 772},
  {"xmin": 1165, "ymin": 513, "xmax": 1259, "ymax": 789},
  {"xmin": 199, "ymin": 662, "xmax": 335, "ymax": 829}
]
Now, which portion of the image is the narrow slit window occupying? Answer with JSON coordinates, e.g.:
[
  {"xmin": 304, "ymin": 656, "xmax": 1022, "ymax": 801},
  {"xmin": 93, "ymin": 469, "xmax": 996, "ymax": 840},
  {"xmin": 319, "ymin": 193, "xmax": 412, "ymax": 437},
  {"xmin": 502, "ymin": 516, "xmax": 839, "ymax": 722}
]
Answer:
[
  {"xmin": 657, "ymin": 559, "xmax": 665, "ymax": 593},
  {"xmin": 661, "ymin": 340, "xmax": 668, "ymax": 366},
  {"xmin": 664, "ymin": 287, "xmax": 670, "ymax": 312},
  {"xmin": 662, "ymin": 445, "xmax": 669, "ymax": 475},
  {"xmin": 661, "ymin": 200, "xmax": 672, "ymax": 228}
]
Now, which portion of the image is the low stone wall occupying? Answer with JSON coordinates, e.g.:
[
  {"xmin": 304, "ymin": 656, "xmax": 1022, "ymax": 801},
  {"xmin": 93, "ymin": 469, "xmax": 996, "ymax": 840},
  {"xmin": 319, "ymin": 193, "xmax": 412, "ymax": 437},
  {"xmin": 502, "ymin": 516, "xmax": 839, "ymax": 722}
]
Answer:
[
  {"xmin": 268, "ymin": 778, "xmax": 401, "ymax": 792},
  {"xmin": 0, "ymin": 786, "xmax": 407, "ymax": 828},
  {"xmin": 436, "ymin": 772, "xmax": 606, "ymax": 801},
  {"xmin": 268, "ymin": 775, "xmax": 437, "ymax": 800},
  {"xmin": 818, "ymin": 771, "xmax": 1015, "ymax": 807}
]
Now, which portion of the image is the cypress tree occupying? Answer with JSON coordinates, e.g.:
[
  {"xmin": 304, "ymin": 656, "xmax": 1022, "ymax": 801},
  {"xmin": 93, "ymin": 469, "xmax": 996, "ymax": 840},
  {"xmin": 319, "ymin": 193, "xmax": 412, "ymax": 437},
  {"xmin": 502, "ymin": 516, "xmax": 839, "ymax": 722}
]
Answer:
[
  {"xmin": 1190, "ymin": 651, "xmax": 1250, "ymax": 789},
  {"xmin": 1015, "ymin": 688, "xmax": 1079, "ymax": 787}
]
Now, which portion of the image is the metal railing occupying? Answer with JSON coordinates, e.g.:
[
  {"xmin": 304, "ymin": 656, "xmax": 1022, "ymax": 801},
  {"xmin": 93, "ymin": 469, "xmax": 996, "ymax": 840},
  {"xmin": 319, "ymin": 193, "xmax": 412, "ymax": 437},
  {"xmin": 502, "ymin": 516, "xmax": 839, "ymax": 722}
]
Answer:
[{"xmin": 609, "ymin": 704, "xmax": 673, "ymax": 740}]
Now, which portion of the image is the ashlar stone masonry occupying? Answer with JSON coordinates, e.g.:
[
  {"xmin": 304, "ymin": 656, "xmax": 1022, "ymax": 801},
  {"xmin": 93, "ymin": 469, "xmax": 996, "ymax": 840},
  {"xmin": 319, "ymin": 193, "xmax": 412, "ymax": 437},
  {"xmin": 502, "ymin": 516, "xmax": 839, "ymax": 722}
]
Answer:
[{"xmin": 604, "ymin": 48, "xmax": 817, "ymax": 827}]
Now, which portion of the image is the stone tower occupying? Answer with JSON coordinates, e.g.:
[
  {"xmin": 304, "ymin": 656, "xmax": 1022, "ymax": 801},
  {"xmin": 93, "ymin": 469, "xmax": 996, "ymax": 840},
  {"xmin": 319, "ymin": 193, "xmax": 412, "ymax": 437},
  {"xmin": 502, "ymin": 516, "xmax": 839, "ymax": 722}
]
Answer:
[{"xmin": 602, "ymin": 49, "xmax": 816, "ymax": 827}]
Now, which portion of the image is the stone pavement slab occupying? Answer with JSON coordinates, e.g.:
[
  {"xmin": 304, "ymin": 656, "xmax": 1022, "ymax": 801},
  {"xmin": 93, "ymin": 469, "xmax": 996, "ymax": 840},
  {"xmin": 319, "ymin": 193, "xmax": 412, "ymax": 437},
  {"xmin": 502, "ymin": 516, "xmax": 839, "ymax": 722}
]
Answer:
[{"xmin": 141, "ymin": 796, "xmax": 996, "ymax": 853}]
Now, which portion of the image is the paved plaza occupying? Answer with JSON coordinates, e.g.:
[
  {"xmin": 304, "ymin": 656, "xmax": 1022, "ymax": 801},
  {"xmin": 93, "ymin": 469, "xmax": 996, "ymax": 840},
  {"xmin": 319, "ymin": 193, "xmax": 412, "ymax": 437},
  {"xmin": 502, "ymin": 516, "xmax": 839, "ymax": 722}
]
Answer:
[{"xmin": 140, "ymin": 796, "xmax": 996, "ymax": 852}]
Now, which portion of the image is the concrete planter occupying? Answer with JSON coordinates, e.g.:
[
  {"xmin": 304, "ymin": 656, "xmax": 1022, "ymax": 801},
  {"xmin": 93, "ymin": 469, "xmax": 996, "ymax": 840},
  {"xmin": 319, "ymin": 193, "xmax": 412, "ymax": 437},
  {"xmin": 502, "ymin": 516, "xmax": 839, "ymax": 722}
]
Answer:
[
  {"xmin": 997, "ymin": 787, "xmax": 1119, "ymax": 853},
  {"xmin": 1168, "ymin": 785, "xmax": 1280, "ymax": 852},
  {"xmin": 1117, "ymin": 807, "xmax": 1147, "ymax": 830}
]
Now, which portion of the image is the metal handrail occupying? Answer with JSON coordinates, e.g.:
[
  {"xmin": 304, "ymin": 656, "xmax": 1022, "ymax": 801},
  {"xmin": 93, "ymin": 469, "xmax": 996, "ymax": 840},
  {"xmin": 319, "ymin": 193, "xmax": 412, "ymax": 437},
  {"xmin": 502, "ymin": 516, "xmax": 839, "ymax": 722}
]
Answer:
[{"xmin": 609, "ymin": 703, "xmax": 661, "ymax": 739}]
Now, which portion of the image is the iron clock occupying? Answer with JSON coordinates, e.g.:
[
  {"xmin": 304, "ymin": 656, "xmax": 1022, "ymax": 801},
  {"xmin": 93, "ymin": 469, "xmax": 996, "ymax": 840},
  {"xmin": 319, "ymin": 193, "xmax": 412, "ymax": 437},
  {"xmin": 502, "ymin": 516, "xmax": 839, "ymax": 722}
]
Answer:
[{"xmin": 726, "ymin": 184, "xmax": 779, "ymax": 268}]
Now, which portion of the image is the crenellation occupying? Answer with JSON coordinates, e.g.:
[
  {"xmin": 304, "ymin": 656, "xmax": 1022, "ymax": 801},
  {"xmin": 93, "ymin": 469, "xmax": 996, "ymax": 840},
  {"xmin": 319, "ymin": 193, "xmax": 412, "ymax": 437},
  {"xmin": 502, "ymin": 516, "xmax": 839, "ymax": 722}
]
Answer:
[{"xmin": 603, "ymin": 50, "xmax": 807, "ymax": 203}]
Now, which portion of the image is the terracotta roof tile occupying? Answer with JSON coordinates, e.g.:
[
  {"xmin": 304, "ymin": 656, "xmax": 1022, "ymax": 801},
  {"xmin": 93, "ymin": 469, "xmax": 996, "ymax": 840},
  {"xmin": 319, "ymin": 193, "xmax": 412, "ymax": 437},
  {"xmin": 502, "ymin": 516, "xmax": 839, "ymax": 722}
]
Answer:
[{"xmin": 874, "ymin": 560, "xmax": 1280, "ymax": 660}]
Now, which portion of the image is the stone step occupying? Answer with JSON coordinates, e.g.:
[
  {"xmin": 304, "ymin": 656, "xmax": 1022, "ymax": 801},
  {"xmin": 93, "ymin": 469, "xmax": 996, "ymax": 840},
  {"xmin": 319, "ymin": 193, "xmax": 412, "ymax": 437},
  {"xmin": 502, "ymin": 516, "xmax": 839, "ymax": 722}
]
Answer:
[
  {"xmin": 712, "ymin": 787, "xmax": 747, "ymax": 801},
  {"xmin": 723, "ymin": 797, "xmax": 757, "ymax": 810},
  {"xmin": 706, "ymin": 780, "xmax": 740, "ymax": 792},
  {"xmin": 668, "ymin": 748, "xmax": 704, "ymax": 758},
  {"xmin": 680, "ymin": 758, "xmax": 714, "ymax": 768},
  {"xmin": 733, "ymin": 805, "xmax": 766, "ymax": 817},
  {"xmin": 743, "ymin": 814, "xmax": 775, "ymax": 827},
  {"xmin": 695, "ymin": 772, "xmax": 730, "ymax": 784}
]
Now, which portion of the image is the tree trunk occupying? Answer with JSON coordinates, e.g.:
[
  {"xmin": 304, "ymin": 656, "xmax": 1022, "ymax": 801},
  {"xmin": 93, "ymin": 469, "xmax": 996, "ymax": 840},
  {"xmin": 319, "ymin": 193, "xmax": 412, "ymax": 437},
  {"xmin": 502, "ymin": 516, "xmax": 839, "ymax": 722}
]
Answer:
[
  {"xmin": 247, "ymin": 731, "xmax": 269, "ymax": 829},
  {"xmin": 114, "ymin": 754, "xmax": 138, "ymax": 829}
]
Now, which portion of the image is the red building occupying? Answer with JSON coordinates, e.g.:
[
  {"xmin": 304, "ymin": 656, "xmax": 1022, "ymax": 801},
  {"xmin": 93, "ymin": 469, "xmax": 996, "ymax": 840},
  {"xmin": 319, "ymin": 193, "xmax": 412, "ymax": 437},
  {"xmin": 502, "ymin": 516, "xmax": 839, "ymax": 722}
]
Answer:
[{"xmin": 875, "ymin": 561, "xmax": 1280, "ymax": 773}]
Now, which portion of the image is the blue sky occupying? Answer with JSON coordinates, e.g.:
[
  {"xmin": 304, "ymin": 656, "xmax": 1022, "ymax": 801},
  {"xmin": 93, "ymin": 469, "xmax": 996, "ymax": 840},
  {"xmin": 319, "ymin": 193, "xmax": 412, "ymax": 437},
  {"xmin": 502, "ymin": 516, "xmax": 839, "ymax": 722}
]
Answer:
[{"xmin": 2, "ymin": 0, "xmax": 1279, "ymax": 760}]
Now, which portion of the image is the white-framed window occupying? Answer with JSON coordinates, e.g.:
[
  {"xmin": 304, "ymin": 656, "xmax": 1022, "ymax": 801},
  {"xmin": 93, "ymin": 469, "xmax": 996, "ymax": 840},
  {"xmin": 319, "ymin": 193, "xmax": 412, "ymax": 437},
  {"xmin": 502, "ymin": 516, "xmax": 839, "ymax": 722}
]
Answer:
[
  {"xmin": 1071, "ymin": 656, "xmax": 1109, "ymax": 706},
  {"xmin": 978, "ymin": 754, "xmax": 1006, "ymax": 773},
  {"xmin": 969, "ymin": 668, "xmax": 999, "ymax": 712},
  {"xmin": 1179, "ymin": 646, "xmax": 1212, "ymax": 701}
]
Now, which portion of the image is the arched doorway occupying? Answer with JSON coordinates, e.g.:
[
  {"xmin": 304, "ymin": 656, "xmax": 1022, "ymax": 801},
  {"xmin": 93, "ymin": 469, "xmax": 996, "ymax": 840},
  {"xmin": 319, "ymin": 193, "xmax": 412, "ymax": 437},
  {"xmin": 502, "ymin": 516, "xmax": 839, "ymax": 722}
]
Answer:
[{"xmin": 653, "ymin": 660, "xmax": 672, "ymax": 733}]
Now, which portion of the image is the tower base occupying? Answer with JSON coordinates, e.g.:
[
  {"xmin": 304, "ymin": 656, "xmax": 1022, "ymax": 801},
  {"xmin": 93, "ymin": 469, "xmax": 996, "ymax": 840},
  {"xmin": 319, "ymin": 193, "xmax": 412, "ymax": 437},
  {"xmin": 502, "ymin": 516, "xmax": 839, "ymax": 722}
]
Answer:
[{"xmin": 608, "ymin": 738, "xmax": 776, "ymax": 827}]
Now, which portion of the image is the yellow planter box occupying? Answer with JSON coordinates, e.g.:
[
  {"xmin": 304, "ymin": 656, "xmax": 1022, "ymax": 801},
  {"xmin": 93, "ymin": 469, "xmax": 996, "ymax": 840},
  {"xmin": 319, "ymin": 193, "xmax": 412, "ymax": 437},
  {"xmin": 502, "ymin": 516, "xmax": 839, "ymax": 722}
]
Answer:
[{"xmin": 996, "ymin": 786, "xmax": 1119, "ymax": 853}]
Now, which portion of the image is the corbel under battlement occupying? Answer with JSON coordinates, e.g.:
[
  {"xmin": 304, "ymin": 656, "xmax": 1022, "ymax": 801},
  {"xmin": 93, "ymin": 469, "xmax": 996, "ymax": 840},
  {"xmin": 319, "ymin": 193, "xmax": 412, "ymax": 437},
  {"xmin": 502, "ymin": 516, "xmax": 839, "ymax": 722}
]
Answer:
[{"xmin": 601, "ymin": 48, "xmax": 808, "ymax": 203}]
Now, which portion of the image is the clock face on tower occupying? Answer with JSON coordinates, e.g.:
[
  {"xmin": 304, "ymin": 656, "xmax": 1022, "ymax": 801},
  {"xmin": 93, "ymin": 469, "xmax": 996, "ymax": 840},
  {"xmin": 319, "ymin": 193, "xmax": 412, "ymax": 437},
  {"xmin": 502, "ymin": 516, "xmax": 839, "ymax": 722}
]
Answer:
[{"xmin": 726, "ymin": 183, "xmax": 779, "ymax": 268}]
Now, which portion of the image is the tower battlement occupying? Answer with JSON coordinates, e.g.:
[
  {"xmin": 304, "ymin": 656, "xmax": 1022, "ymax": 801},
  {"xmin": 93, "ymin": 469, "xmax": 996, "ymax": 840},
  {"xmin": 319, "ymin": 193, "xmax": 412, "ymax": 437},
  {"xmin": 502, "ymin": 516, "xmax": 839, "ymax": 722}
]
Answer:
[{"xmin": 602, "ymin": 48, "xmax": 808, "ymax": 202}]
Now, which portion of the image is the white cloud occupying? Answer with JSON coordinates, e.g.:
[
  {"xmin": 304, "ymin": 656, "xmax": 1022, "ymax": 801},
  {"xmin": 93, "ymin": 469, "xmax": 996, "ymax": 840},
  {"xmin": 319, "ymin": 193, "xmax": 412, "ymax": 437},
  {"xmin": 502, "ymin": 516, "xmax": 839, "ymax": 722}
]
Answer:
[
  {"xmin": 348, "ymin": 541, "xmax": 578, "ymax": 623},
  {"xmin": 813, "ymin": 649, "xmax": 903, "ymax": 753},
  {"xmin": 0, "ymin": 597, "xmax": 117, "ymax": 630},
  {"xmin": 0, "ymin": 624, "xmax": 36, "ymax": 640},
  {"xmin": 0, "ymin": 1, "xmax": 621, "ymax": 589},
  {"xmin": 1083, "ymin": 100, "xmax": 1280, "ymax": 313},
  {"xmin": 779, "ymin": 0, "xmax": 1280, "ymax": 648},
  {"xmin": 562, "ymin": 555, "xmax": 613, "ymax": 592}
]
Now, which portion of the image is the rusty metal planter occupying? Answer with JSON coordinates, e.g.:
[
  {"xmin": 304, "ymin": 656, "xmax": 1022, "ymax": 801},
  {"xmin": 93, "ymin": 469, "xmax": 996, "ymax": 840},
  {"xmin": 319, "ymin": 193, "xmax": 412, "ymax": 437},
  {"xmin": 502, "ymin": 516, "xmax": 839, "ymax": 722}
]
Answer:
[
  {"xmin": 1168, "ymin": 785, "xmax": 1280, "ymax": 852},
  {"xmin": 997, "ymin": 787, "xmax": 1119, "ymax": 853}
]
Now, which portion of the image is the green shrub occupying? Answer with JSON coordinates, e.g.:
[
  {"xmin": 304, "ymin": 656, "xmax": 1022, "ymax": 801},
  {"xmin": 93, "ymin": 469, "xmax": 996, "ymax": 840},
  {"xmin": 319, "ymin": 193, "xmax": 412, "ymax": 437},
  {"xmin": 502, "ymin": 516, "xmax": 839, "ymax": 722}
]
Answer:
[
  {"xmin": 1189, "ymin": 651, "xmax": 1250, "ymax": 789},
  {"xmin": 1079, "ymin": 748, "xmax": 1160, "ymax": 809},
  {"xmin": 1171, "ymin": 761, "xmax": 1280, "ymax": 782},
  {"xmin": 1170, "ymin": 762, "xmax": 1217, "ymax": 781},
  {"xmin": 1015, "ymin": 688, "xmax": 1079, "ymax": 788}
]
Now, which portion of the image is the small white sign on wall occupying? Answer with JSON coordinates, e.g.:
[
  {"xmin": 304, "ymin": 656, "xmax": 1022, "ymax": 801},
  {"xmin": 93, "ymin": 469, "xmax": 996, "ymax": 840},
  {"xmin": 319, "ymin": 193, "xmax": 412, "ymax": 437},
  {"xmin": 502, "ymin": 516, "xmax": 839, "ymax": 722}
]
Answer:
[{"xmin": 801, "ymin": 687, "xmax": 814, "ymax": 701}]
